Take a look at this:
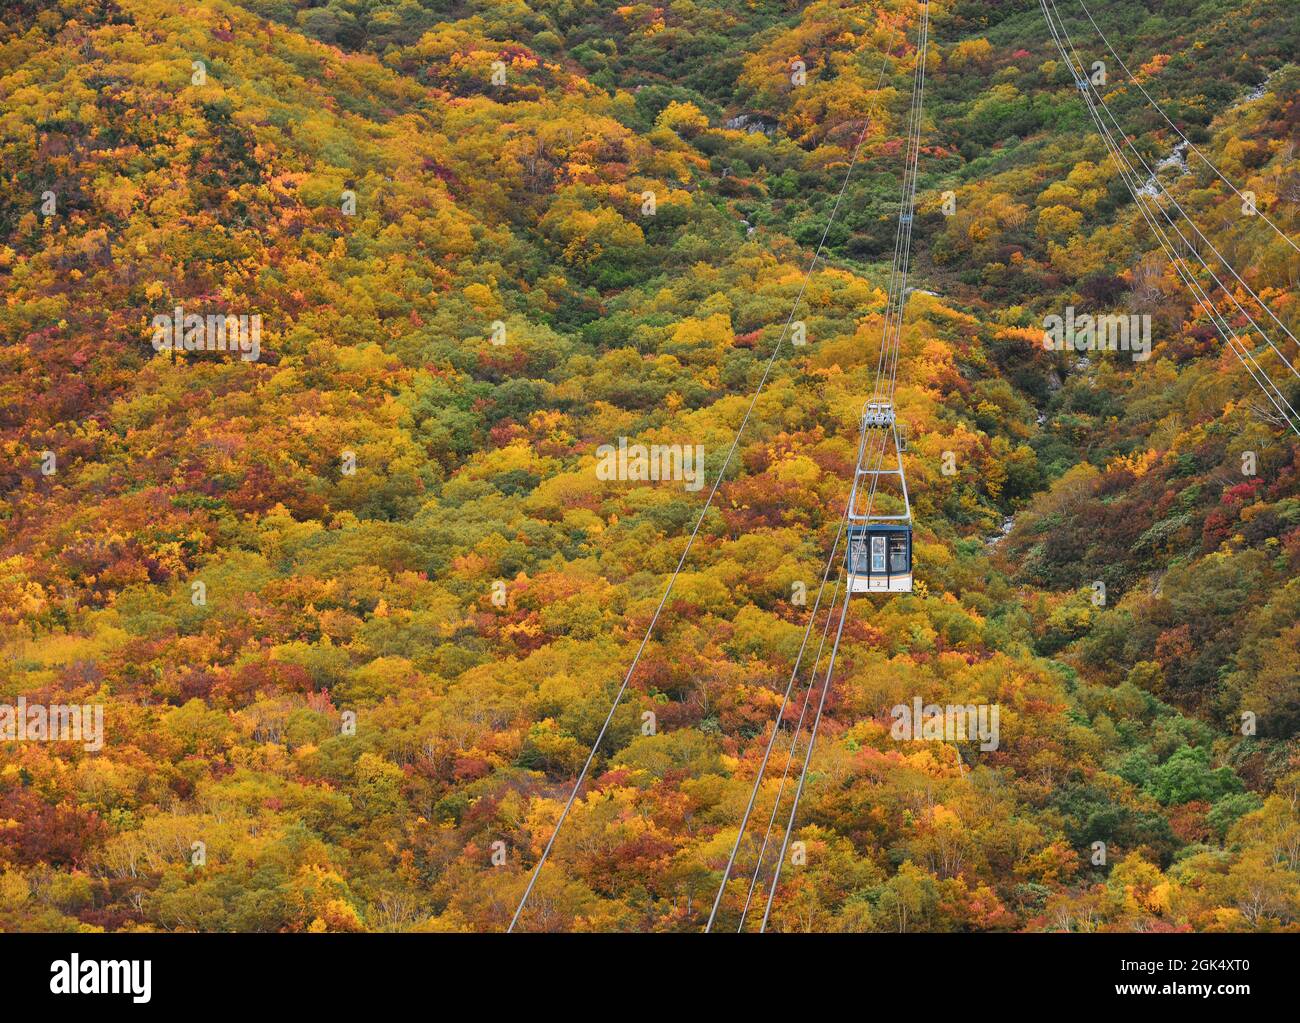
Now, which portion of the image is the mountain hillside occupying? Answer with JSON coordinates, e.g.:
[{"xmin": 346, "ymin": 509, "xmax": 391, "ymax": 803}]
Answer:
[{"xmin": 0, "ymin": 0, "xmax": 1297, "ymax": 932}]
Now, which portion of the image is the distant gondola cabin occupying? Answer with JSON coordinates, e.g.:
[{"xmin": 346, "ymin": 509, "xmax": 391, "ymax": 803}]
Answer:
[{"xmin": 846, "ymin": 523, "xmax": 912, "ymax": 593}]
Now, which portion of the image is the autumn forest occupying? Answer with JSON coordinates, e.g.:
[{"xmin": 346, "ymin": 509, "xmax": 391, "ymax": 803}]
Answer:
[{"xmin": 1, "ymin": 0, "xmax": 1298, "ymax": 935}]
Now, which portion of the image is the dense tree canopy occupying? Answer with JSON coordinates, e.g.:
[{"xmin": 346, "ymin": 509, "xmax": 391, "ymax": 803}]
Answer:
[{"xmin": 0, "ymin": 0, "xmax": 1297, "ymax": 932}]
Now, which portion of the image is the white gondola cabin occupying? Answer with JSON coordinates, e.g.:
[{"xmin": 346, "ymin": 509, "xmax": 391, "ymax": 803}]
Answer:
[{"xmin": 846, "ymin": 523, "xmax": 912, "ymax": 592}]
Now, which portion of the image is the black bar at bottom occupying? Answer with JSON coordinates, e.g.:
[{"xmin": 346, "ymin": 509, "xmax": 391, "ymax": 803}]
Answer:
[{"xmin": 1, "ymin": 931, "xmax": 1286, "ymax": 1013}]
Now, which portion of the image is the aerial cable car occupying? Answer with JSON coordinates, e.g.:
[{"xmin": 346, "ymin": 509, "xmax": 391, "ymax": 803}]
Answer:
[
  {"xmin": 841, "ymin": 0, "xmax": 924, "ymax": 596},
  {"xmin": 845, "ymin": 398, "xmax": 912, "ymax": 593}
]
